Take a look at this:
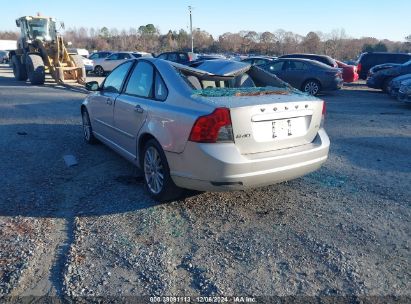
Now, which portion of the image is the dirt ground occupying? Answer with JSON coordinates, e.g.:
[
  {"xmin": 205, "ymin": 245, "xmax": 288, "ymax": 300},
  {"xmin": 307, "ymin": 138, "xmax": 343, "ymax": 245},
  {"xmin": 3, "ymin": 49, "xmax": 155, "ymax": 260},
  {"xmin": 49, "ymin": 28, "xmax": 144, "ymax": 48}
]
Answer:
[{"xmin": 0, "ymin": 64, "xmax": 410, "ymax": 302}]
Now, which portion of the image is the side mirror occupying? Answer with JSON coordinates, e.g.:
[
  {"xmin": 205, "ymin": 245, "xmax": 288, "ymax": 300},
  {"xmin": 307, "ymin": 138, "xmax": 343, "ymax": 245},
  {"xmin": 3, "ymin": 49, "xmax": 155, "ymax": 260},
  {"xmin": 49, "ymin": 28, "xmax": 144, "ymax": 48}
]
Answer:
[{"xmin": 85, "ymin": 81, "xmax": 100, "ymax": 91}]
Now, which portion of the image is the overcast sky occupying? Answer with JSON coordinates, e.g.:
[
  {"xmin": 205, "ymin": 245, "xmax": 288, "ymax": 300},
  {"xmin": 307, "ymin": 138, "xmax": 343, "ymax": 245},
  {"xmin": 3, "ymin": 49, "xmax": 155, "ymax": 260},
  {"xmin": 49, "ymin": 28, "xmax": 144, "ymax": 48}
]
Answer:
[{"xmin": 0, "ymin": 0, "xmax": 409, "ymax": 41}]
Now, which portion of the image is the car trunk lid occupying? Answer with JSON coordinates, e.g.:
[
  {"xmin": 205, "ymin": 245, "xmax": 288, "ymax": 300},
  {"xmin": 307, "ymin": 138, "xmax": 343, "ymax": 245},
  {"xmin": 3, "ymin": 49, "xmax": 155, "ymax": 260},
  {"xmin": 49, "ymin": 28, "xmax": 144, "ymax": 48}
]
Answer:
[{"xmin": 194, "ymin": 91, "xmax": 323, "ymax": 154}]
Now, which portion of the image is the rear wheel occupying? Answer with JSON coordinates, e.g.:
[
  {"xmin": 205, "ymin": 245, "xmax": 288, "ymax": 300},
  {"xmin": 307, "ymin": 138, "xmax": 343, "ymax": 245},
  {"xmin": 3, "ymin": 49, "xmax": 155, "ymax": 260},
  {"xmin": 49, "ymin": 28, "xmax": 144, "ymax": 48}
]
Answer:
[
  {"xmin": 94, "ymin": 65, "xmax": 104, "ymax": 77},
  {"xmin": 26, "ymin": 54, "xmax": 45, "ymax": 85},
  {"xmin": 70, "ymin": 54, "xmax": 86, "ymax": 83},
  {"xmin": 302, "ymin": 79, "xmax": 321, "ymax": 96},
  {"xmin": 142, "ymin": 139, "xmax": 183, "ymax": 202},
  {"xmin": 11, "ymin": 55, "xmax": 27, "ymax": 81}
]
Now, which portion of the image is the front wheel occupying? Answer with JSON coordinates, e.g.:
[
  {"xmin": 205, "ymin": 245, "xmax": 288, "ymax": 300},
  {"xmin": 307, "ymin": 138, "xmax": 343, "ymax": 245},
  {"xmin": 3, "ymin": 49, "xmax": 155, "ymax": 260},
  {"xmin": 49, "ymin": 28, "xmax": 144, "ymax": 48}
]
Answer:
[
  {"xmin": 142, "ymin": 139, "xmax": 183, "ymax": 202},
  {"xmin": 302, "ymin": 79, "xmax": 321, "ymax": 96},
  {"xmin": 81, "ymin": 109, "xmax": 97, "ymax": 144},
  {"xmin": 26, "ymin": 54, "xmax": 45, "ymax": 85}
]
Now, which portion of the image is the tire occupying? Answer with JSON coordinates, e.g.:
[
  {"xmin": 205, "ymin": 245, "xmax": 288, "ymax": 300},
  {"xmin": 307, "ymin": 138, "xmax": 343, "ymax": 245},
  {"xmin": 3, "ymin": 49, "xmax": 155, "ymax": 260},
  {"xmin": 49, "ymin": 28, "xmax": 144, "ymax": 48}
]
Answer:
[
  {"xmin": 26, "ymin": 54, "xmax": 45, "ymax": 85},
  {"xmin": 142, "ymin": 139, "xmax": 184, "ymax": 202},
  {"xmin": 81, "ymin": 108, "xmax": 97, "ymax": 144},
  {"xmin": 94, "ymin": 65, "xmax": 104, "ymax": 77},
  {"xmin": 70, "ymin": 54, "xmax": 86, "ymax": 83},
  {"xmin": 302, "ymin": 79, "xmax": 321, "ymax": 96},
  {"xmin": 11, "ymin": 55, "xmax": 27, "ymax": 81}
]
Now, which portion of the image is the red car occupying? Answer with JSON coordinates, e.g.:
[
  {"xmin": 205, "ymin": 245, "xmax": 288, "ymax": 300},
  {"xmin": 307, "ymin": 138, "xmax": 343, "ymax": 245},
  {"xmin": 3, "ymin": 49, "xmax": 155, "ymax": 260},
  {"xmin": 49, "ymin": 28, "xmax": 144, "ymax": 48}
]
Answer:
[{"xmin": 336, "ymin": 60, "xmax": 359, "ymax": 83}]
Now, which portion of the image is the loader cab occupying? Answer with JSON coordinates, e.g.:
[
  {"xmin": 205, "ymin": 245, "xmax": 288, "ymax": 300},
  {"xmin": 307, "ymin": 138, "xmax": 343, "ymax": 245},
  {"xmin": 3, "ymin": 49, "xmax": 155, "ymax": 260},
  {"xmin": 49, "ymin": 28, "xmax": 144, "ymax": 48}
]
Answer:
[{"xmin": 16, "ymin": 16, "xmax": 57, "ymax": 42}]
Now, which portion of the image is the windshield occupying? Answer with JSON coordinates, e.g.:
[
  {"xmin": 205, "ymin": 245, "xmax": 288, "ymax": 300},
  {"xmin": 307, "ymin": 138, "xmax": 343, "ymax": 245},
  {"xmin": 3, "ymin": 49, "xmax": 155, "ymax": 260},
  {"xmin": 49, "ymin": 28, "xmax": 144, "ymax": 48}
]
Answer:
[{"xmin": 27, "ymin": 18, "xmax": 55, "ymax": 41}]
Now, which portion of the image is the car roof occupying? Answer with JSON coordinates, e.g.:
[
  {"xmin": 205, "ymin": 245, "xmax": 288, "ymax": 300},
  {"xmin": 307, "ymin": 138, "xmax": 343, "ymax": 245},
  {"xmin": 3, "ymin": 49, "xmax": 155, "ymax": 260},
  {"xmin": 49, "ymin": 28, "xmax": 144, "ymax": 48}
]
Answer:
[
  {"xmin": 280, "ymin": 53, "xmax": 333, "ymax": 58},
  {"xmin": 273, "ymin": 58, "xmax": 334, "ymax": 69}
]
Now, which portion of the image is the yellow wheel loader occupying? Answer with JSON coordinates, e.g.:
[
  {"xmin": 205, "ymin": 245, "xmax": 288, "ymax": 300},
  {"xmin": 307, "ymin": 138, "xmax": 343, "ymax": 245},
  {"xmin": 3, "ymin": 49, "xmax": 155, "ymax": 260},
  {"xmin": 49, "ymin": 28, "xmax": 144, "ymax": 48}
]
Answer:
[{"xmin": 9, "ymin": 15, "xmax": 85, "ymax": 85}]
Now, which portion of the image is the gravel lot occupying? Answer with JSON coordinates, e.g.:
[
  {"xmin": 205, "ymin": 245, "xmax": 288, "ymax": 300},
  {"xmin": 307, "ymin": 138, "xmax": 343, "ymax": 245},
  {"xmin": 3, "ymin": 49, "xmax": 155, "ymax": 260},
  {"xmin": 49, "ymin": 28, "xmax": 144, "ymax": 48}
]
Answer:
[{"xmin": 0, "ymin": 63, "xmax": 410, "ymax": 302}]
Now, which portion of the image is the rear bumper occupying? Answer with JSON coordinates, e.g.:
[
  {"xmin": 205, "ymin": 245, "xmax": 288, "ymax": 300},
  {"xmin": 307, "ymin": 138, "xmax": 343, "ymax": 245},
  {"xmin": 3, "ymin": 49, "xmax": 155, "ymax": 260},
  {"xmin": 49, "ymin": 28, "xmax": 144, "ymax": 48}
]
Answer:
[
  {"xmin": 167, "ymin": 129, "xmax": 330, "ymax": 192},
  {"xmin": 323, "ymin": 78, "xmax": 343, "ymax": 91}
]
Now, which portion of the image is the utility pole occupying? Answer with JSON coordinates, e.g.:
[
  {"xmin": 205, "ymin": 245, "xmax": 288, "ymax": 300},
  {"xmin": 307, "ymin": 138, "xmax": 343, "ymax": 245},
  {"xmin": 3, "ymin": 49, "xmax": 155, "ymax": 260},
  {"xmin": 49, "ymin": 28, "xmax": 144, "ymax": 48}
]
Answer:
[{"xmin": 188, "ymin": 5, "xmax": 193, "ymax": 52}]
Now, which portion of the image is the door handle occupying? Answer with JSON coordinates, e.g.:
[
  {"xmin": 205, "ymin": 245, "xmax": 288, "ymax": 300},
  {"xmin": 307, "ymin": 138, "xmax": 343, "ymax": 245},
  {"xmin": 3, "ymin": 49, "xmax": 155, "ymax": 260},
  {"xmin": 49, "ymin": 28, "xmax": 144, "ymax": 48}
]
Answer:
[
  {"xmin": 134, "ymin": 105, "xmax": 144, "ymax": 113},
  {"xmin": 106, "ymin": 98, "xmax": 113, "ymax": 105}
]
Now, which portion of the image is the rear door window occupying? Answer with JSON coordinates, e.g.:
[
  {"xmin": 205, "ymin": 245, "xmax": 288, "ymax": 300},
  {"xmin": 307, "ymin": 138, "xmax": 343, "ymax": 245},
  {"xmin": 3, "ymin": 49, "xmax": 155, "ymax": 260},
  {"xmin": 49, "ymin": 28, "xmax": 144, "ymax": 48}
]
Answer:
[
  {"xmin": 118, "ymin": 53, "xmax": 131, "ymax": 60},
  {"xmin": 106, "ymin": 53, "xmax": 120, "ymax": 61},
  {"xmin": 178, "ymin": 53, "xmax": 189, "ymax": 62},
  {"xmin": 168, "ymin": 53, "xmax": 178, "ymax": 62},
  {"xmin": 285, "ymin": 61, "xmax": 306, "ymax": 70},
  {"xmin": 125, "ymin": 61, "xmax": 154, "ymax": 98}
]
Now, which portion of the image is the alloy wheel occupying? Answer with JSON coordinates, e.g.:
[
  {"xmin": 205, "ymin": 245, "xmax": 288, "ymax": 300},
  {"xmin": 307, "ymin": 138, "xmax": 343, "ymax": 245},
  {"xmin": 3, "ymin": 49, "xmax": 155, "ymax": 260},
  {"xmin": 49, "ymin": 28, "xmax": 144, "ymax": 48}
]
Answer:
[
  {"xmin": 304, "ymin": 81, "xmax": 319, "ymax": 95},
  {"xmin": 144, "ymin": 146, "xmax": 165, "ymax": 195},
  {"xmin": 82, "ymin": 111, "xmax": 91, "ymax": 141}
]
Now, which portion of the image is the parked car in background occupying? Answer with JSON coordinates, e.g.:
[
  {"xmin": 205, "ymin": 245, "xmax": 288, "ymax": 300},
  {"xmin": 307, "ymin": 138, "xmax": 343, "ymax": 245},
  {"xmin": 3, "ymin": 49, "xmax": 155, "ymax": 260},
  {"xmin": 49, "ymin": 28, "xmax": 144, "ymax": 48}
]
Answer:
[
  {"xmin": 156, "ymin": 51, "xmax": 196, "ymax": 65},
  {"xmin": 0, "ymin": 50, "xmax": 9, "ymax": 63},
  {"xmin": 397, "ymin": 78, "xmax": 411, "ymax": 103},
  {"xmin": 368, "ymin": 63, "xmax": 401, "ymax": 78},
  {"xmin": 196, "ymin": 54, "xmax": 226, "ymax": 61},
  {"xmin": 367, "ymin": 60, "xmax": 411, "ymax": 92},
  {"xmin": 387, "ymin": 74, "xmax": 411, "ymax": 98},
  {"xmin": 279, "ymin": 54, "xmax": 338, "ymax": 68},
  {"xmin": 241, "ymin": 56, "xmax": 276, "ymax": 66},
  {"xmin": 261, "ymin": 58, "xmax": 343, "ymax": 95},
  {"xmin": 336, "ymin": 60, "xmax": 358, "ymax": 83},
  {"xmin": 93, "ymin": 52, "xmax": 151, "ymax": 76},
  {"xmin": 356, "ymin": 52, "xmax": 411, "ymax": 80},
  {"xmin": 81, "ymin": 58, "xmax": 329, "ymax": 201}
]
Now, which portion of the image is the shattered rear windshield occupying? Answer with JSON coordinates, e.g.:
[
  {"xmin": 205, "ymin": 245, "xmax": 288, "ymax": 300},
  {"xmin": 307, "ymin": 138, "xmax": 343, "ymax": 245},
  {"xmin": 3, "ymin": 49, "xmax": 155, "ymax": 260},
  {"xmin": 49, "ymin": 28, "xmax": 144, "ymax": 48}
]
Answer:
[{"xmin": 192, "ymin": 86, "xmax": 299, "ymax": 97}]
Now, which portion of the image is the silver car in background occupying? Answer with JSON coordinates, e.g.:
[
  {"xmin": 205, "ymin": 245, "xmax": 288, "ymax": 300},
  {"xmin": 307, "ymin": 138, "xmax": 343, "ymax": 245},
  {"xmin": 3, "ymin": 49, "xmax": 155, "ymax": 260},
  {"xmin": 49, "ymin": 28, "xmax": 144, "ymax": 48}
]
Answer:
[
  {"xmin": 93, "ymin": 51, "xmax": 151, "ymax": 76},
  {"xmin": 81, "ymin": 58, "xmax": 330, "ymax": 201}
]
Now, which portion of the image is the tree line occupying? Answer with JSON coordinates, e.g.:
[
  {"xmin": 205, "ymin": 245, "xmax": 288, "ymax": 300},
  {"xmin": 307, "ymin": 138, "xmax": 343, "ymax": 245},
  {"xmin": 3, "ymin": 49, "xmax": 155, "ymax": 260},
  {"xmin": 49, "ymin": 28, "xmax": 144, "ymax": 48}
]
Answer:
[{"xmin": 1, "ymin": 26, "xmax": 410, "ymax": 60}]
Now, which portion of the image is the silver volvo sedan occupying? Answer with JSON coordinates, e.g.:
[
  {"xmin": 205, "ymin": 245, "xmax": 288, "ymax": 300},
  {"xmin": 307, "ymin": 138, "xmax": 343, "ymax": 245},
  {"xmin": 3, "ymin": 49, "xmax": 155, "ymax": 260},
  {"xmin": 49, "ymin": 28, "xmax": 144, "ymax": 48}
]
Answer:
[{"xmin": 81, "ymin": 58, "xmax": 330, "ymax": 201}]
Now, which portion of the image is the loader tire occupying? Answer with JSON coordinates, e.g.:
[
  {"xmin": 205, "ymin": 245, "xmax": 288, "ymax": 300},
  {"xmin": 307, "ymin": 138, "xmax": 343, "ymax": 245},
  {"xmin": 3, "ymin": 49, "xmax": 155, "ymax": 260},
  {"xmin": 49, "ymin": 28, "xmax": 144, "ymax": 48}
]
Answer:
[
  {"xmin": 12, "ymin": 55, "xmax": 27, "ymax": 81},
  {"xmin": 70, "ymin": 54, "xmax": 86, "ymax": 84},
  {"xmin": 26, "ymin": 54, "xmax": 45, "ymax": 85}
]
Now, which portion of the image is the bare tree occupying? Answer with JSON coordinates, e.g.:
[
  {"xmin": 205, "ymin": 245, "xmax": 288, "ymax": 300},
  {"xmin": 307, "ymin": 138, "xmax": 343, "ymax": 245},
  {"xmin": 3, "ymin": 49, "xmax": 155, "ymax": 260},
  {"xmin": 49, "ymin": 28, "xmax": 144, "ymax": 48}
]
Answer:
[{"xmin": 43, "ymin": 26, "xmax": 410, "ymax": 60}]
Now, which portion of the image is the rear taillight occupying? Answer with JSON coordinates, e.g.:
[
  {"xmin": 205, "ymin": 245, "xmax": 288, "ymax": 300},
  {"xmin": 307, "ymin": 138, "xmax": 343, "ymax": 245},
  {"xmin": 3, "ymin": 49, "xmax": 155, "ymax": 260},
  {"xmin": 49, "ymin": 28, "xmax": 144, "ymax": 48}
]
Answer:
[
  {"xmin": 189, "ymin": 108, "xmax": 234, "ymax": 143},
  {"xmin": 320, "ymin": 101, "xmax": 326, "ymax": 128}
]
